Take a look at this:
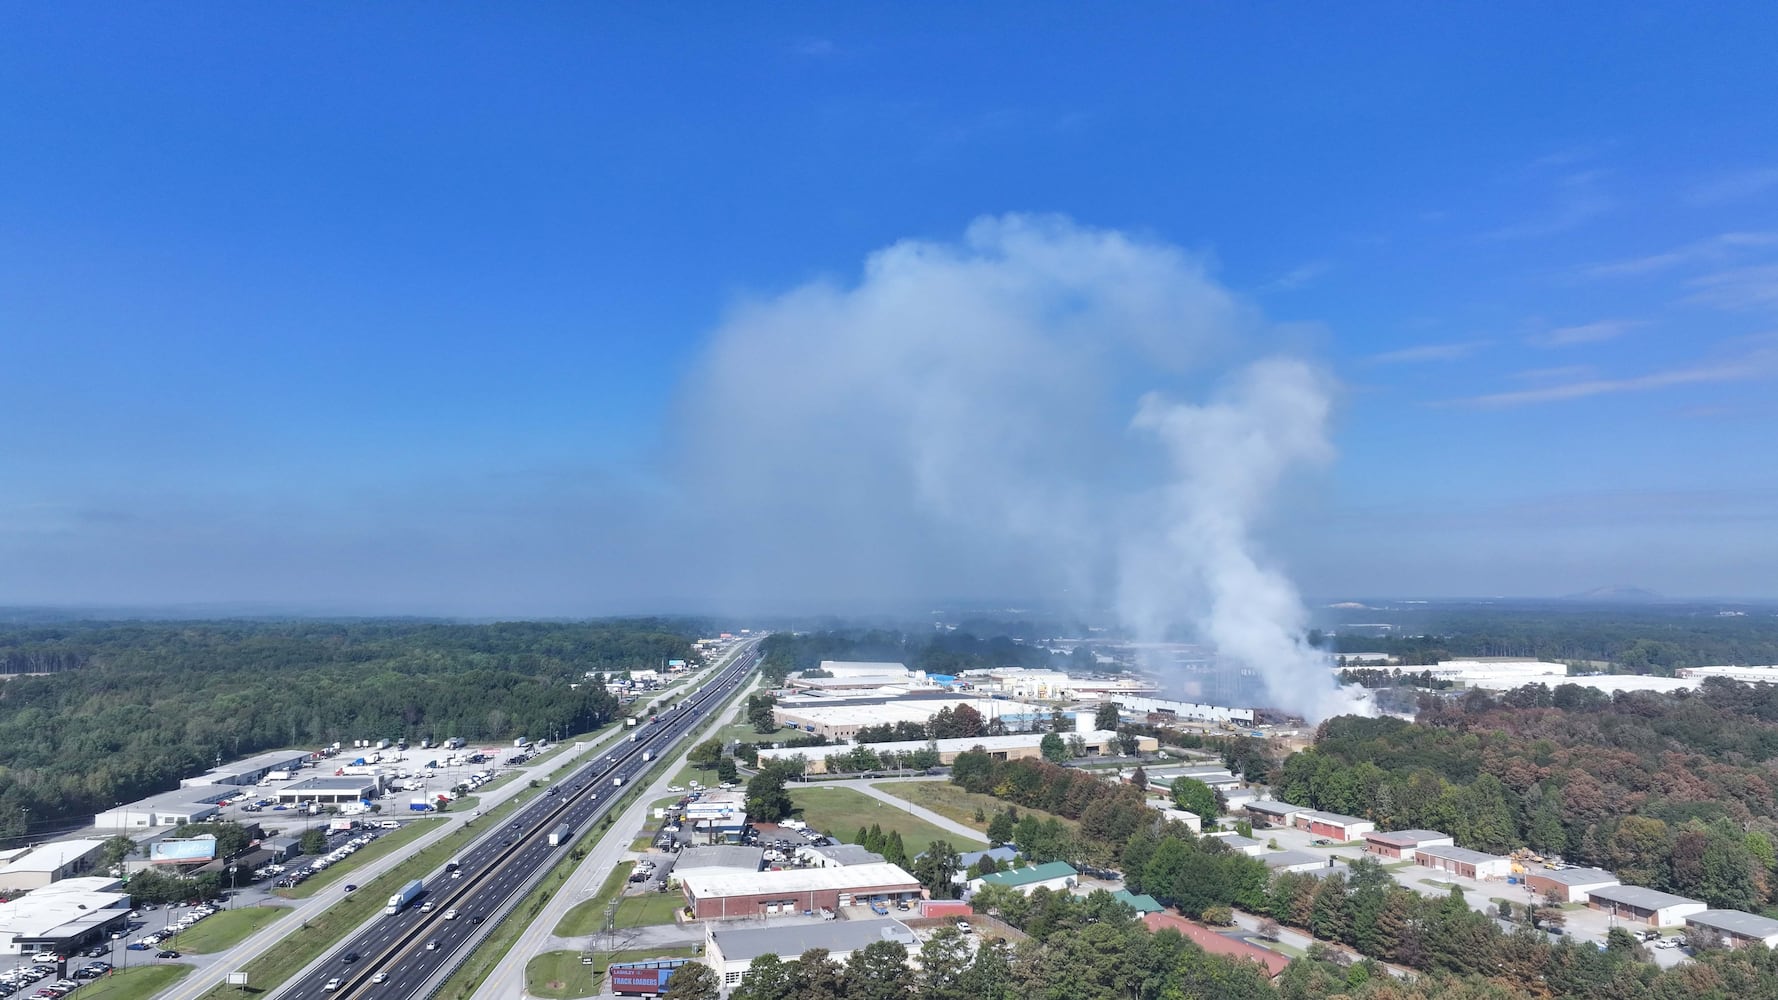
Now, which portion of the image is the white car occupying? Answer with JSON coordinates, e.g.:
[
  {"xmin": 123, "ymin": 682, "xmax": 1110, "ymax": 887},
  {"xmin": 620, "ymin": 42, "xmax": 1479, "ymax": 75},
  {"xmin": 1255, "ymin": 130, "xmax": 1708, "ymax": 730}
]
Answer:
[
  {"xmin": 371, "ymin": 972, "xmax": 388, "ymax": 984},
  {"xmin": 666, "ymin": 785, "xmax": 684, "ymax": 793},
  {"xmin": 324, "ymin": 979, "xmax": 342, "ymax": 992},
  {"xmin": 443, "ymin": 909, "xmax": 459, "ymax": 920}
]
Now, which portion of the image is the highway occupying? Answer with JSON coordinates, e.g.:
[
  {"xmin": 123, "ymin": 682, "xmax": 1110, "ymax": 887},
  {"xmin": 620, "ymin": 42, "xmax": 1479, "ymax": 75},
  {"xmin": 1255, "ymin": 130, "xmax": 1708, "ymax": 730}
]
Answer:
[{"xmin": 272, "ymin": 639, "xmax": 761, "ymax": 1000}]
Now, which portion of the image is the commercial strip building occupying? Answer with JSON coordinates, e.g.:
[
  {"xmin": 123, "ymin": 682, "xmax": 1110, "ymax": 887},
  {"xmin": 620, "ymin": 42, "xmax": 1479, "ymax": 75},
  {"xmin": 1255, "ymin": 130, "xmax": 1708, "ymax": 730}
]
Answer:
[
  {"xmin": 1292, "ymin": 810, "xmax": 1374, "ymax": 841},
  {"xmin": 1521, "ymin": 867, "xmax": 1619, "ymax": 903},
  {"xmin": 756, "ymin": 730, "xmax": 1158, "ymax": 775},
  {"xmin": 1363, "ymin": 830, "xmax": 1454, "ymax": 860},
  {"xmin": 679, "ymin": 862, "xmax": 922, "ymax": 920},
  {"xmin": 0, "ymin": 840, "xmax": 106, "ymax": 893},
  {"xmin": 1585, "ymin": 884, "xmax": 1708, "ymax": 927},
  {"xmin": 0, "ymin": 877, "xmax": 132, "ymax": 958},
  {"xmin": 93, "ymin": 789, "xmax": 225, "ymax": 830},
  {"xmin": 178, "ymin": 749, "xmax": 311, "ymax": 788},
  {"xmin": 275, "ymin": 776, "xmax": 382, "ymax": 805},
  {"xmin": 1244, "ymin": 801, "xmax": 1301, "ymax": 829},
  {"xmin": 1684, "ymin": 909, "xmax": 1778, "ymax": 948},
  {"xmin": 1412, "ymin": 845, "xmax": 1512, "ymax": 880},
  {"xmin": 704, "ymin": 917, "xmax": 917, "ymax": 989},
  {"xmin": 967, "ymin": 861, "xmax": 1077, "ymax": 895}
]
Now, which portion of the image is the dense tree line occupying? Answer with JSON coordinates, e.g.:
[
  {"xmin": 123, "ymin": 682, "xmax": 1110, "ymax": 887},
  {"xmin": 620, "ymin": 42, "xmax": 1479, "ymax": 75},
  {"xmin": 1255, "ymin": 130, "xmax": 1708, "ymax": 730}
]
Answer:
[
  {"xmin": 1324, "ymin": 602, "xmax": 1778, "ymax": 673},
  {"xmin": 949, "ymin": 750, "xmax": 1155, "ymax": 865},
  {"xmin": 0, "ymin": 619, "xmax": 699, "ymax": 840},
  {"xmin": 1276, "ymin": 679, "xmax": 1778, "ymax": 912}
]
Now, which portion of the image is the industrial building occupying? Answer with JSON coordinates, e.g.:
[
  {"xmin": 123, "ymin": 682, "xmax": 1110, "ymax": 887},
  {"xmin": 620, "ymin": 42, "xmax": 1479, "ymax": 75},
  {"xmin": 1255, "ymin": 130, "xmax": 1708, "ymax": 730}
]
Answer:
[
  {"xmin": 1244, "ymin": 801, "xmax": 1301, "ymax": 828},
  {"xmin": 705, "ymin": 917, "xmax": 917, "ymax": 989},
  {"xmin": 1262, "ymin": 850, "xmax": 1334, "ymax": 873},
  {"xmin": 1676, "ymin": 665, "xmax": 1778, "ymax": 683},
  {"xmin": 1684, "ymin": 909, "xmax": 1778, "ymax": 948},
  {"xmin": 275, "ymin": 776, "xmax": 382, "ymax": 805},
  {"xmin": 0, "ymin": 877, "xmax": 132, "ymax": 958},
  {"xmin": 1521, "ymin": 867, "xmax": 1619, "ymax": 903},
  {"xmin": 1422, "ymin": 659, "xmax": 1568, "ymax": 687},
  {"xmin": 679, "ymin": 862, "xmax": 921, "ymax": 920},
  {"xmin": 757, "ymin": 729, "xmax": 1158, "ymax": 775},
  {"xmin": 1136, "ymin": 765, "xmax": 1242, "ymax": 793},
  {"xmin": 1363, "ymin": 830, "xmax": 1454, "ymax": 860},
  {"xmin": 1585, "ymin": 884, "xmax": 1708, "ymax": 927},
  {"xmin": 93, "ymin": 789, "xmax": 225, "ymax": 830},
  {"xmin": 771, "ymin": 696, "xmax": 1039, "ymax": 741},
  {"xmin": 0, "ymin": 840, "xmax": 106, "ymax": 893},
  {"xmin": 179, "ymin": 749, "xmax": 312, "ymax": 788},
  {"xmin": 798, "ymin": 844, "xmax": 885, "ymax": 868},
  {"xmin": 959, "ymin": 668, "xmax": 1158, "ymax": 700},
  {"xmin": 674, "ymin": 846, "xmax": 765, "ymax": 879},
  {"xmin": 968, "ymin": 861, "xmax": 1077, "ymax": 895},
  {"xmin": 1206, "ymin": 833, "xmax": 1266, "ymax": 857},
  {"xmin": 1292, "ymin": 810, "xmax": 1374, "ymax": 841},
  {"xmin": 1159, "ymin": 808, "xmax": 1202, "ymax": 833},
  {"xmin": 1413, "ymin": 844, "xmax": 1512, "ymax": 880},
  {"xmin": 957, "ymin": 846, "xmax": 1018, "ymax": 870},
  {"xmin": 1114, "ymin": 696, "xmax": 1255, "ymax": 725}
]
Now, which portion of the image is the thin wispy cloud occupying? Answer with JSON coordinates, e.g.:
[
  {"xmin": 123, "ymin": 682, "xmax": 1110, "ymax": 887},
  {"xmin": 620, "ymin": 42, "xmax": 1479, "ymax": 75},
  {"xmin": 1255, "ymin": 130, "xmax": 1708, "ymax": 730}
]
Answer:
[
  {"xmin": 1484, "ymin": 169, "xmax": 1613, "ymax": 240},
  {"xmin": 1264, "ymin": 259, "xmax": 1331, "ymax": 291},
  {"xmin": 1527, "ymin": 319, "xmax": 1642, "ymax": 348},
  {"xmin": 1367, "ymin": 340, "xmax": 1492, "ymax": 364},
  {"xmin": 1686, "ymin": 167, "xmax": 1778, "ymax": 206},
  {"xmin": 1451, "ymin": 342, "xmax": 1778, "ymax": 407},
  {"xmin": 1512, "ymin": 365, "xmax": 1596, "ymax": 381},
  {"xmin": 1686, "ymin": 263, "xmax": 1778, "ymax": 312},
  {"xmin": 792, "ymin": 37, "xmax": 838, "ymax": 58},
  {"xmin": 1580, "ymin": 231, "xmax": 1778, "ymax": 278}
]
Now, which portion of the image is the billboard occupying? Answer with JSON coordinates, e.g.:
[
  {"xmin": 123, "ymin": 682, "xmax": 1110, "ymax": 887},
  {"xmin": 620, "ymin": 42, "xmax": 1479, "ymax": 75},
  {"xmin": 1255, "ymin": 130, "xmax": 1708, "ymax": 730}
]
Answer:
[
  {"xmin": 150, "ymin": 837, "xmax": 218, "ymax": 864},
  {"xmin": 607, "ymin": 961, "xmax": 691, "ymax": 995}
]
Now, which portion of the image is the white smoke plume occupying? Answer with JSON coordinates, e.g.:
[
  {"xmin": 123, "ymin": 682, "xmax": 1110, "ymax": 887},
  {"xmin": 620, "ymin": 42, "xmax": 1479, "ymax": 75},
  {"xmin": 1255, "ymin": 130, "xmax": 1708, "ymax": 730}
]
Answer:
[{"xmin": 677, "ymin": 214, "xmax": 1365, "ymax": 722}]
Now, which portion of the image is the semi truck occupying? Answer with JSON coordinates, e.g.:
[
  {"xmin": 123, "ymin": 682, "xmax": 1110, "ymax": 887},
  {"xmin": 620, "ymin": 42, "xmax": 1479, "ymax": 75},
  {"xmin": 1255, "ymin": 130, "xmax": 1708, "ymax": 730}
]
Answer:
[
  {"xmin": 642, "ymin": 750, "xmax": 653, "ymax": 762},
  {"xmin": 386, "ymin": 879, "xmax": 424, "ymax": 915},
  {"xmin": 613, "ymin": 776, "xmax": 625, "ymax": 788},
  {"xmin": 548, "ymin": 823, "xmax": 572, "ymax": 847}
]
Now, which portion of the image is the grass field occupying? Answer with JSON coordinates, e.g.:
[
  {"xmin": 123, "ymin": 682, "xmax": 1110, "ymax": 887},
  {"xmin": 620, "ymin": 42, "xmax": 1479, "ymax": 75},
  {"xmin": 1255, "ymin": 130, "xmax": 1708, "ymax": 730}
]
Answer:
[
  {"xmin": 72, "ymin": 965, "xmax": 192, "ymax": 1000},
  {"xmin": 555, "ymin": 863, "xmax": 685, "ymax": 935},
  {"xmin": 875, "ymin": 780, "xmax": 1075, "ymax": 838},
  {"xmin": 526, "ymin": 947, "xmax": 700, "ymax": 1000},
  {"xmin": 706, "ymin": 721, "xmax": 779, "ymax": 748},
  {"xmin": 165, "ymin": 905, "xmax": 289, "ymax": 953},
  {"xmin": 790, "ymin": 786, "xmax": 985, "ymax": 850}
]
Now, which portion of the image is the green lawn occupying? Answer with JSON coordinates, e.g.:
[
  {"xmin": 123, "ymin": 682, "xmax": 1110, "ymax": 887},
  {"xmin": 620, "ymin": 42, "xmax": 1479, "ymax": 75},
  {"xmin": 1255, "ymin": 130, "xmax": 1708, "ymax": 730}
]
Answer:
[
  {"xmin": 556, "ymin": 863, "xmax": 685, "ymax": 935},
  {"xmin": 790, "ymin": 786, "xmax": 985, "ymax": 850},
  {"xmin": 875, "ymin": 780, "xmax": 1075, "ymax": 838},
  {"xmin": 527, "ymin": 947, "xmax": 700, "ymax": 1000},
  {"xmin": 164, "ymin": 905, "xmax": 289, "ymax": 953},
  {"xmin": 558, "ymin": 864, "xmax": 636, "ymax": 936},
  {"xmin": 72, "ymin": 965, "xmax": 192, "ymax": 1000}
]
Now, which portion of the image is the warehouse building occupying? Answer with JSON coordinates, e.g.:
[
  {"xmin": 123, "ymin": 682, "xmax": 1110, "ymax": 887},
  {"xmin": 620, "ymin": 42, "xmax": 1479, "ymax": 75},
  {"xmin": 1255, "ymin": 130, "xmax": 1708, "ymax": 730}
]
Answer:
[
  {"xmin": 757, "ymin": 729, "xmax": 1157, "ymax": 775},
  {"xmin": 674, "ymin": 846, "xmax": 764, "ymax": 879},
  {"xmin": 93, "ymin": 789, "xmax": 225, "ymax": 830},
  {"xmin": 1521, "ymin": 867, "xmax": 1619, "ymax": 903},
  {"xmin": 1586, "ymin": 884, "xmax": 1708, "ymax": 927},
  {"xmin": 1262, "ymin": 850, "xmax": 1335, "ymax": 874},
  {"xmin": 1684, "ymin": 909, "xmax": 1778, "ymax": 949},
  {"xmin": 276, "ymin": 776, "xmax": 382, "ymax": 805},
  {"xmin": 958, "ymin": 846, "xmax": 1018, "ymax": 870},
  {"xmin": 1114, "ymin": 696, "xmax": 1254, "ymax": 725},
  {"xmin": 1293, "ymin": 810, "xmax": 1374, "ymax": 841},
  {"xmin": 968, "ymin": 861, "xmax": 1077, "ymax": 895},
  {"xmin": 798, "ymin": 844, "xmax": 885, "ymax": 868},
  {"xmin": 0, "ymin": 840, "xmax": 107, "ymax": 893},
  {"xmin": 1244, "ymin": 801, "xmax": 1301, "ymax": 828},
  {"xmin": 772, "ymin": 696, "xmax": 1037, "ymax": 741},
  {"xmin": 679, "ymin": 862, "xmax": 921, "ymax": 920},
  {"xmin": 705, "ymin": 917, "xmax": 916, "ymax": 989},
  {"xmin": 0, "ymin": 877, "xmax": 132, "ymax": 958},
  {"xmin": 179, "ymin": 749, "xmax": 312, "ymax": 788},
  {"xmin": 1206, "ymin": 833, "xmax": 1266, "ymax": 857},
  {"xmin": 1363, "ymin": 829, "xmax": 1454, "ymax": 860},
  {"xmin": 1412, "ymin": 844, "xmax": 1512, "ymax": 880}
]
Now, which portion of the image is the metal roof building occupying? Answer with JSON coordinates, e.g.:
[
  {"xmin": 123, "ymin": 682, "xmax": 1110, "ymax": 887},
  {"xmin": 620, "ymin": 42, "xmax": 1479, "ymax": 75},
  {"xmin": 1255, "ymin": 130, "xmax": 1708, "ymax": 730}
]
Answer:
[
  {"xmin": 679, "ymin": 862, "xmax": 921, "ymax": 920},
  {"xmin": 1412, "ymin": 844, "xmax": 1512, "ymax": 880},
  {"xmin": 1685, "ymin": 909, "xmax": 1778, "ymax": 948},
  {"xmin": 706, "ymin": 917, "xmax": 916, "ymax": 988},
  {"xmin": 179, "ymin": 749, "xmax": 312, "ymax": 788},
  {"xmin": 0, "ymin": 877, "xmax": 131, "ymax": 958},
  {"xmin": 0, "ymin": 840, "xmax": 106, "ymax": 892},
  {"xmin": 1586, "ymin": 884, "xmax": 1708, "ymax": 926}
]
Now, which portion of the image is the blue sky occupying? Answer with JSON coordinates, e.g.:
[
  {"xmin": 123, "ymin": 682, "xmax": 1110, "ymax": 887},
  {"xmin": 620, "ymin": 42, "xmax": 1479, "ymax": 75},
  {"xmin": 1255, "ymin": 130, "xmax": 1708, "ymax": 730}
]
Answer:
[{"xmin": 3, "ymin": 4, "xmax": 1777, "ymax": 613}]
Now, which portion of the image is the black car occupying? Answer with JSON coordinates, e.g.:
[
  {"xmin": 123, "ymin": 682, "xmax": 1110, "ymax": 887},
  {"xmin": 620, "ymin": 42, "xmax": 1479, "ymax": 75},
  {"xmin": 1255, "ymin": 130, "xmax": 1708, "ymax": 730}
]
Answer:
[
  {"xmin": 342, "ymin": 952, "xmax": 361, "ymax": 963},
  {"xmin": 156, "ymin": 951, "xmax": 181, "ymax": 959},
  {"xmin": 469, "ymin": 915, "xmax": 484, "ymax": 925},
  {"xmin": 343, "ymin": 884, "xmax": 357, "ymax": 892}
]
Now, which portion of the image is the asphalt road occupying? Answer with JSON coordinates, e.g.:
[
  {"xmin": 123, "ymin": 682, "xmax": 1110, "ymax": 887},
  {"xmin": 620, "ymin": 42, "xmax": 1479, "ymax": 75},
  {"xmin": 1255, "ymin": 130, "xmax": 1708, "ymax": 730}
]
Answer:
[{"xmin": 272, "ymin": 641, "xmax": 761, "ymax": 1000}]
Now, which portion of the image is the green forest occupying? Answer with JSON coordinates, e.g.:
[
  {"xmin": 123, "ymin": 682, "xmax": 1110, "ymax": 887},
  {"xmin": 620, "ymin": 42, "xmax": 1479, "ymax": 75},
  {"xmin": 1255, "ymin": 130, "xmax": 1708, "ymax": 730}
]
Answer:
[{"xmin": 0, "ymin": 619, "xmax": 700, "ymax": 841}]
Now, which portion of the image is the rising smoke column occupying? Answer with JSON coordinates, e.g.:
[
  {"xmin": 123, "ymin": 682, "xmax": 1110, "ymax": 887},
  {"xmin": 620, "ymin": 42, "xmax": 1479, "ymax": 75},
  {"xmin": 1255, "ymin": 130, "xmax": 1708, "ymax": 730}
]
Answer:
[
  {"xmin": 677, "ymin": 214, "xmax": 1367, "ymax": 721},
  {"xmin": 1121, "ymin": 359, "xmax": 1367, "ymax": 722}
]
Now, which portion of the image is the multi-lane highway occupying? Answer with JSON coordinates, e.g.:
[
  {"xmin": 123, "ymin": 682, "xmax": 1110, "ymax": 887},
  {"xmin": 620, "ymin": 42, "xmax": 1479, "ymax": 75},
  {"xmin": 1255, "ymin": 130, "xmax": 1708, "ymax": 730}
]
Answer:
[{"xmin": 277, "ymin": 640, "xmax": 761, "ymax": 1000}]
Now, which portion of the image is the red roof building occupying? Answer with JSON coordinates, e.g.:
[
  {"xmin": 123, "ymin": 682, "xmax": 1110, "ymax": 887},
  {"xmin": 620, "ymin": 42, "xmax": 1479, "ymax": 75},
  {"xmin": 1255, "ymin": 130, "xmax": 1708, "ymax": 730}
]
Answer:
[{"xmin": 1142, "ymin": 912, "xmax": 1290, "ymax": 979}]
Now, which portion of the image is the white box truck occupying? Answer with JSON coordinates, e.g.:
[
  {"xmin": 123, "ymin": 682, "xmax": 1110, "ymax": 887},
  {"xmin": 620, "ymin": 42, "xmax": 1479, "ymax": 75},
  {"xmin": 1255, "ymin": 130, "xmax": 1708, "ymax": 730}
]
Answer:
[{"xmin": 548, "ymin": 824, "xmax": 571, "ymax": 847}]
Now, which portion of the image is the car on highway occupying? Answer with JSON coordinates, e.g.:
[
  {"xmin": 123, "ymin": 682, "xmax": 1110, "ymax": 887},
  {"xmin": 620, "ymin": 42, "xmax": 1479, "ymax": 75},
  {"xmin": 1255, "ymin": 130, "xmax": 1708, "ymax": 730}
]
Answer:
[
  {"xmin": 469, "ymin": 914, "xmax": 484, "ymax": 924},
  {"xmin": 323, "ymin": 980, "xmax": 342, "ymax": 992},
  {"xmin": 425, "ymin": 939, "xmax": 440, "ymax": 951},
  {"xmin": 342, "ymin": 951, "xmax": 361, "ymax": 963},
  {"xmin": 451, "ymin": 869, "xmax": 463, "ymax": 879},
  {"xmin": 371, "ymin": 973, "xmax": 388, "ymax": 984},
  {"xmin": 343, "ymin": 884, "xmax": 357, "ymax": 892}
]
